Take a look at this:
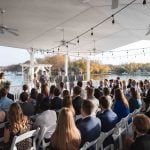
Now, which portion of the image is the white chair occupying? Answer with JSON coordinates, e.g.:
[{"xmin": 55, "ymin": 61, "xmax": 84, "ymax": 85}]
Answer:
[
  {"xmin": 80, "ymin": 139, "xmax": 98, "ymax": 150},
  {"xmin": 10, "ymin": 128, "xmax": 40, "ymax": 150},
  {"xmin": 96, "ymin": 128, "xmax": 114, "ymax": 150},
  {"xmin": 37, "ymin": 124, "xmax": 56, "ymax": 150},
  {"xmin": 0, "ymin": 122, "xmax": 6, "ymax": 142},
  {"xmin": 112, "ymin": 118, "xmax": 127, "ymax": 150}
]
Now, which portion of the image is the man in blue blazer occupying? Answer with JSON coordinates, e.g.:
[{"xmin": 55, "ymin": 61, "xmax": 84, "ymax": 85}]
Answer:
[
  {"xmin": 96, "ymin": 96, "xmax": 118, "ymax": 148},
  {"xmin": 76, "ymin": 100, "xmax": 101, "ymax": 150}
]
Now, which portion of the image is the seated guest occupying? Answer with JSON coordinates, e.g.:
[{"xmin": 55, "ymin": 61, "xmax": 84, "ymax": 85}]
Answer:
[
  {"xmin": 4, "ymin": 103, "xmax": 32, "ymax": 150},
  {"xmin": 97, "ymin": 96, "xmax": 118, "ymax": 132},
  {"xmin": 77, "ymin": 81, "xmax": 86, "ymax": 99},
  {"xmin": 76, "ymin": 100, "xmax": 101, "ymax": 150},
  {"xmin": 50, "ymin": 108, "xmax": 81, "ymax": 150},
  {"xmin": 62, "ymin": 89, "xmax": 70, "ymax": 98},
  {"xmin": 33, "ymin": 101, "xmax": 57, "ymax": 139},
  {"xmin": 28, "ymin": 88, "xmax": 38, "ymax": 106},
  {"xmin": 130, "ymin": 114, "xmax": 150, "ymax": 150},
  {"xmin": 50, "ymin": 88, "xmax": 62, "ymax": 110},
  {"xmin": 103, "ymin": 87, "xmax": 112, "ymax": 106},
  {"xmin": 94, "ymin": 88, "xmax": 103, "ymax": 101},
  {"xmin": 5, "ymin": 84, "xmax": 14, "ymax": 101},
  {"xmin": 97, "ymin": 96, "xmax": 118, "ymax": 148},
  {"xmin": 36, "ymin": 83, "xmax": 49, "ymax": 113},
  {"xmin": 63, "ymin": 95, "xmax": 75, "ymax": 115},
  {"xmin": 19, "ymin": 84, "xmax": 29, "ymax": 101},
  {"xmin": 113, "ymin": 88, "xmax": 130, "ymax": 122},
  {"xmin": 20, "ymin": 92, "xmax": 35, "ymax": 116},
  {"xmin": 129, "ymin": 87, "xmax": 142, "ymax": 113},
  {"xmin": 49, "ymin": 85, "xmax": 56, "ymax": 100},
  {"xmin": 72, "ymin": 86, "xmax": 83, "ymax": 115},
  {"xmin": 87, "ymin": 87, "xmax": 99, "ymax": 115},
  {"xmin": 0, "ymin": 88, "xmax": 13, "ymax": 112}
]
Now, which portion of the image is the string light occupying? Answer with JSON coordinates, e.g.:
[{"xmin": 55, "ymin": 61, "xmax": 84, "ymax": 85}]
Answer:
[
  {"xmin": 42, "ymin": 0, "xmax": 137, "ymax": 52},
  {"xmin": 143, "ymin": 0, "xmax": 146, "ymax": 5},
  {"xmin": 77, "ymin": 36, "xmax": 79, "ymax": 44},
  {"xmin": 91, "ymin": 28, "xmax": 94, "ymax": 36},
  {"xmin": 112, "ymin": 15, "xmax": 115, "ymax": 24}
]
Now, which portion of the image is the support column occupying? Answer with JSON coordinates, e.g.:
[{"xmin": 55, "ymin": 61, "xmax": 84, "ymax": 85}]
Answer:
[
  {"xmin": 86, "ymin": 59, "xmax": 90, "ymax": 81},
  {"xmin": 28, "ymin": 48, "xmax": 35, "ymax": 88},
  {"xmin": 64, "ymin": 54, "xmax": 68, "ymax": 77}
]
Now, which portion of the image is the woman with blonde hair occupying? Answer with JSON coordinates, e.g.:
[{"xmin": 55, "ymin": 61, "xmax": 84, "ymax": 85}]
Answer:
[
  {"xmin": 113, "ymin": 88, "xmax": 130, "ymax": 121},
  {"xmin": 4, "ymin": 103, "xmax": 32, "ymax": 150},
  {"xmin": 50, "ymin": 108, "xmax": 81, "ymax": 150}
]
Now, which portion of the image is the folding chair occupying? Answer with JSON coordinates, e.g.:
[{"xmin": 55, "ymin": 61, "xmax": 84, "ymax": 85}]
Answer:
[
  {"xmin": 112, "ymin": 118, "xmax": 127, "ymax": 150},
  {"xmin": 80, "ymin": 139, "xmax": 98, "ymax": 150},
  {"xmin": 10, "ymin": 128, "xmax": 40, "ymax": 150},
  {"xmin": 37, "ymin": 124, "xmax": 56, "ymax": 150},
  {"xmin": 96, "ymin": 128, "xmax": 114, "ymax": 150}
]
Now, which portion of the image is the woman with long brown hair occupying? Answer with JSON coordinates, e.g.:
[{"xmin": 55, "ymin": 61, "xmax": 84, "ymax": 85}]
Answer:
[
  {"xmin": 50, "ymin": 108, "xmax": 81, "ymax": 150},
  {"xmin": 4, "ymin": 103, "xmax": 32, "ymax": 150},
  {"xmin": 129, "ymin": 87, "xmax": 142, "ymax": 113},
  {"xmin": 62, "ymin": 95, "xmax": 75, "ymax": 115},
  {"xmin": 113, "ymin": 88, "xmax": 130, "ymax": 121}
]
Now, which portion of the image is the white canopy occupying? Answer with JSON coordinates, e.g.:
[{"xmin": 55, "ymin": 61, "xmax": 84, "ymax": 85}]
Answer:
[{"xmin": 1, "ymin": 0, "xmax": 150, "ymax": 56}]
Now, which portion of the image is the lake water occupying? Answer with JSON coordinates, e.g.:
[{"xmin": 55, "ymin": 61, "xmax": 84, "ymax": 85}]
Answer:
[{"xmin": 5, "ymin": 73, "xmax": 150, "ymax": 87}]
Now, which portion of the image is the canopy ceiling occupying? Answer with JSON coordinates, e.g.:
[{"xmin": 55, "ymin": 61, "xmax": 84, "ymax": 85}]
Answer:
[{"xmin": 0, "ymin": 0, "xmax": 150, "ymax": 56}]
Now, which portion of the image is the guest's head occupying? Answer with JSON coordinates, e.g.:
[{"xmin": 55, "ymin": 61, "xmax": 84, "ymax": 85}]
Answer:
[
  {"xmin": 115, "ymin": 88, "xmax": 129, "ymax": 108},
  {"xmin": 41, "ymin": 83, "xmax": 49, "ymax": 96},
  {"xmin": 22, "ymin": 84, "xmax": 28, "ymax": 92},
  {"xmin": 0, "ymin": 88, "xmax": 7, "ymax": 98},
  {"xmin": 99, "ymin": 96, "xmax": 111, "ymax": 111},
  {"xmin": 53, "ymin": 88, "xmax": 61, "ymax": 97},
  {"xmin": 86, "ymin": 87, "xmax": 94, "ymax": 98},
  {"xmin": 51, "ymin": 108, "xmax": 81, "ymax": 150},
  {"xmin": 62, "ymin": 90, "xmax": 70, "ymax": 99},
  {"xmin": 59, "ymin": 82, "xmax": 64, "ymax": 89},
  {"xmin": 133, "ymin": 114, "xmax": 150, "ymax": 135},
  {"xmin": 103, "ymin": 87, "xmax": 110, "ymax": 96},
  {"xmin": 130, "ymin": 87, "xmax": 140, "ymax": 99},
  {"xmin": 0, "ymin": 72, "xmax": 4, "ymax": 79},
  {"xmin": 30, "ymin": 88, "xmax": 38, "ymax": 99},
  {"xmin": 63, "ymin": 95, "xmax": 74, "ymax": 114},
  {"xmin": 81, "ymin": 100, "xmax": 94, "ymax": 117},
  {"xmin": 77, "ymin": 81, "xmax": 83, "ymax": 88},
  {"xmin": 20, "ymin": 92, "xmax": 29, "ymax": 102},
  {"xmin": 94, "ymin": 88, "xmax": 102, "ymax": 100},
  {"xmin": 8, "ymin": 103, "xmax": 28, "ymax": 134},
  {"xmin": 49, "ymin": 85, "xmax": 56, "ymax": 96},
  {"xmin": 73, "ymin": 86, "xmax": 81, "ymax": 96}
]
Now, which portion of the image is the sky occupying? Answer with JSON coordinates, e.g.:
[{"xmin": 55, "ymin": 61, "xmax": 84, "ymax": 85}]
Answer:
[{"xmin": 0, "ymin": 40, "xmax": 150, "ymax": 66}]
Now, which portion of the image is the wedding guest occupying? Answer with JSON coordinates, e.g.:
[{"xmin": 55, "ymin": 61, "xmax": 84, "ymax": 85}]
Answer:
[{"xmin": 49, "ymin": 108, "xmax": 81, "ymax": 150}]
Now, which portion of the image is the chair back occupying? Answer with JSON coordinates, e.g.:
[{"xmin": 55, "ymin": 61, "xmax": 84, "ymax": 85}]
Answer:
[
  {"xmin": 96, "ymin": 128, "xmax": 114, "ymax": 150},
  {"xmin": 37, "ymin": 124, "xmax": 56, "ymax": 150},
  {"xmin": 80, "ymin": 139, "xmax": 98, "ymax": 150},
  {"xmin": 10, "ymin": 128, "xmax": 40, "ymax": 150}
]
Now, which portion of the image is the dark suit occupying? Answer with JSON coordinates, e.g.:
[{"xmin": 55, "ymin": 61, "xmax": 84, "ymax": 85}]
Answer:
[
  {"xmin": 76, "ymin": 116, "xmax": 101, "ymax": 150},
  {"xmin": 97, "ymin": 109, "xmax": 118, "ymax": 132},
  {"xmin": 72, "ymin": 96, "xmax": 83, "ymax": 115},
  {"xmin": 130, "ymin": 134, "xmax": 150, "ymax": 150},
  {"xmin": 51, "ymin": 97, "xmax": 62, "ymax": 110},
  {"xmin": 7, "ymin": 93, "xmax": 14, "ymax": 101},
  {"xmin": 20, "ymin": 102, "xmax": 35, "ymax": 116},
  {"xmin": 97, "ymin": 109, "xmax": 118, "ymax": 147}
]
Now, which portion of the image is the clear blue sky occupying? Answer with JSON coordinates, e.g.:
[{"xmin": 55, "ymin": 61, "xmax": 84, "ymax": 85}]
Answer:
[{"xmin": 0, "ymin": 40, "xmax": 150, "ymax": 66}]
